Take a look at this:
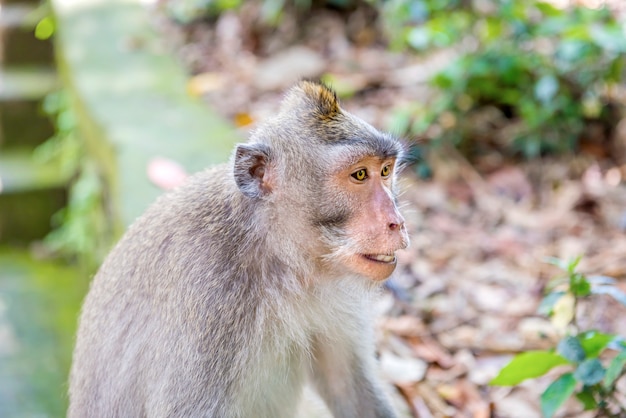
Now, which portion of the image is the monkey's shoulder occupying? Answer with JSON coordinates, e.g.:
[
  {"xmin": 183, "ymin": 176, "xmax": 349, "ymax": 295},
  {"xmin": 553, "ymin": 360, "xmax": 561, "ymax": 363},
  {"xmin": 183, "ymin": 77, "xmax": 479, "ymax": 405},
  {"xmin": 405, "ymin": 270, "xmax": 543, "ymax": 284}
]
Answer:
[{"xmin": 133, "ymin": 164, "xmax": 241, "ymax": 229}]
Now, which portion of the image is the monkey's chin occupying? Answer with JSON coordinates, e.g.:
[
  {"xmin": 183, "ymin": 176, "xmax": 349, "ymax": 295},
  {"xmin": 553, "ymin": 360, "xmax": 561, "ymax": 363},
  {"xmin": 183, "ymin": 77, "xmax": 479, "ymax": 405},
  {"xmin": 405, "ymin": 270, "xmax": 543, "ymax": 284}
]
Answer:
[{"xmin": 354, "ymin": 253, "xmax": 397, "ymax": 282}]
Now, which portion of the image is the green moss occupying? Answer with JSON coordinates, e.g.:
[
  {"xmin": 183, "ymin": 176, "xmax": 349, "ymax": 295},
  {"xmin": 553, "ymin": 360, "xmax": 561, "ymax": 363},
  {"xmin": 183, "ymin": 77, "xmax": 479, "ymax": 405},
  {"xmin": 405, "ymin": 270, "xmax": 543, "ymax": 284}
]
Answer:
[
  {"xmin": 51, "ymin": 0, "xmax": 241, "ymax": 230},
  {"xmin": 0, "ymin": 249, "xmax": 87, "ymax": 417}
]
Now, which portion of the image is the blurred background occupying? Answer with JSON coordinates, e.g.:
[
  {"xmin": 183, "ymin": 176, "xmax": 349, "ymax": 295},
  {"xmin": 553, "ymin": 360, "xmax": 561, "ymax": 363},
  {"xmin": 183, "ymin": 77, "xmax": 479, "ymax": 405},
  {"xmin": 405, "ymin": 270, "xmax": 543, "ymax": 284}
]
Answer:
[{"xmin": 1, "ymin": 0, "xmax": 626, "ymax": 416}]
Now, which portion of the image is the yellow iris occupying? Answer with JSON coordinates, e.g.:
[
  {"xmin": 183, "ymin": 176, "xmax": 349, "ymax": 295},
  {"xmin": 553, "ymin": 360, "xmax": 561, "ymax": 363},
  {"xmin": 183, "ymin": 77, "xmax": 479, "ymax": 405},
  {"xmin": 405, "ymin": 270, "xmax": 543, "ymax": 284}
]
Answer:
[
  {"xmin": 381, "ymin": 165, "xmax": 391, "ymax": 177},
  {"xmin": 352, "ymin": 169, "xmax": 367, "ymax": 181}
]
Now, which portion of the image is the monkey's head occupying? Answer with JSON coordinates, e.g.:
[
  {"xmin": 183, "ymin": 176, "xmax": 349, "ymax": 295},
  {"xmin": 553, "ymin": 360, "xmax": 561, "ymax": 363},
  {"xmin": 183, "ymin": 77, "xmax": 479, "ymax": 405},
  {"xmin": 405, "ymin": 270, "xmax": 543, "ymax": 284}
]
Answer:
[{"xmin": 233, "ymin": 81, "xmax": 409, "ymax": 282}]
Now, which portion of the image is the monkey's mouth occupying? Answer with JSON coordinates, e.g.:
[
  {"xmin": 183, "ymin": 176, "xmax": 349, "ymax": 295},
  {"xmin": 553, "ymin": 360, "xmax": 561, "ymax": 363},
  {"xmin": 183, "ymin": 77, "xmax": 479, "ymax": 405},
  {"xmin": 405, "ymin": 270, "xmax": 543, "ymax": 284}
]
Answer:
[{"xmin": 362, "ymin": 253, "xmax": 396, "ymax": 264}]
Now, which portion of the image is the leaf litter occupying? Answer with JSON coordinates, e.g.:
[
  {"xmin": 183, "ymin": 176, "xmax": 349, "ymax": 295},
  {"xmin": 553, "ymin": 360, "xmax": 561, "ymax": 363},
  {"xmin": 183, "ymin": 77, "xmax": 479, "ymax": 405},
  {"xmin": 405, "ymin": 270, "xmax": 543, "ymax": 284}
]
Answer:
[{"xmin": 156, "ymin": 4, "xmax": 626, "ymax": 416}]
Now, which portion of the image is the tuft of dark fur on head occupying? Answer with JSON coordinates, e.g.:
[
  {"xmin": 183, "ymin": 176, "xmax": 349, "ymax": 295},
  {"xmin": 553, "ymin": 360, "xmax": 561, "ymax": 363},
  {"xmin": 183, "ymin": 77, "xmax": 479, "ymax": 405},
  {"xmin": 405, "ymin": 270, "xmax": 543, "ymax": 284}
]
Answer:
[
  {"xmin": 300, "ymin": 81, "xmax": 340, "ymax": 121},
  {"xmin": 271, "ymin": 81, "xmax": 407, "ymax": 162},
  {"xmin": 281, "ymin": 80, "xmax": 341, "ymax": 122}
]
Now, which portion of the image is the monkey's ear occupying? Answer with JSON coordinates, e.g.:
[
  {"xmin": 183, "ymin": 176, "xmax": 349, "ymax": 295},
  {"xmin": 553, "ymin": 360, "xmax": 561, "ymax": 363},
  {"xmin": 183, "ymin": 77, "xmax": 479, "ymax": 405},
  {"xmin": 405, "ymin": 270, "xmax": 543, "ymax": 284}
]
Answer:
[{"xmin": 233, "ymin": 143, "xmax": 273, "ymax": 198}]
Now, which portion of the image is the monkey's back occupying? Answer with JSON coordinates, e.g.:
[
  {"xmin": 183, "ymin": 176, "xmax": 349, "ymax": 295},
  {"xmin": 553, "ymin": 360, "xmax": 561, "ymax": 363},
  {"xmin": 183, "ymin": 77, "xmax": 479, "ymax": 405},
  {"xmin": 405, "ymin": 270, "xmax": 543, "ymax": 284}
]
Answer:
[{"xmin": 68, "ymin": 166, "xmax": 303, "ymax": 417}]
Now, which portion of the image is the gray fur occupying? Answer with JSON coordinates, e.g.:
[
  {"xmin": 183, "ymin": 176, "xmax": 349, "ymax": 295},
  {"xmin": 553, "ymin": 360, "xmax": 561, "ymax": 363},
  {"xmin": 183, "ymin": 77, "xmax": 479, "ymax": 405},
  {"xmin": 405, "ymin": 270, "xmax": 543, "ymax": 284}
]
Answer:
[{"xmin": 69, "ymin": 82, "xmax": 405, "ymax": 418}]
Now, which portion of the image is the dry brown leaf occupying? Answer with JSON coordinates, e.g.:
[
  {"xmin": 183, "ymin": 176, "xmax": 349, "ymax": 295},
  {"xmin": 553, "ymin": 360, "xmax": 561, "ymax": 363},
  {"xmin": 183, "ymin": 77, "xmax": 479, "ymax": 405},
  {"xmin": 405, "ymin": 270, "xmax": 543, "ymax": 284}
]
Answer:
[
  {"xmin": 164, "ymin": 10, "xmax": 626, "ymax": 416},
  {"xmin": 486, "ymin": 166, "xmax": 533, "ymax": 202},
  {"xmin": 380, "ymin": 316, "xmax": 428, "ymax": 337},
  {"xmin": 406, "ymin": 336, "xmax": 455, "ymax": 369},
  {"xmin": 233, "ymin": 112, "xmax": 254, "ymax": 127},
  {"xmin": 186, "ymin": 72, "xmax": 226, "ymax": 96},
  {"xmin": 395, "ymin": 383, "xmax": 433, "ymax": 418},
  {"xmin": 254, "ymin": 46, "xmax": 326, "ymax": 91},
  {"xmin": 416, "ymin": 382, "xmax": 457, "ymax": 417},
  {"xmin": 380, "ymin": 351, "xmax": 428, "ymax": 384}
]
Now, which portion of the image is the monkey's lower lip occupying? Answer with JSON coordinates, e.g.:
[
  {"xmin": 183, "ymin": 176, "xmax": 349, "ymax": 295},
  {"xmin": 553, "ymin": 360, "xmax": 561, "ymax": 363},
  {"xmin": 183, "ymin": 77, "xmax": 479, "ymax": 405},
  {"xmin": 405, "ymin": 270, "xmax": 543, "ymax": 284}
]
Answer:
[{"xmin": 362, "ymin": 254, "xmax": 396, "ymax": 264}]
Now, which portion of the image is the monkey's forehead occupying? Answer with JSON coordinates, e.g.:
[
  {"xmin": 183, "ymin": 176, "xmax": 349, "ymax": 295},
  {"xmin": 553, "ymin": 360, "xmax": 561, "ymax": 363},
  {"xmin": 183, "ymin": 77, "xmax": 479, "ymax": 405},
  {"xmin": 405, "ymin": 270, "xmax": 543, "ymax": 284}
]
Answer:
[
  {"xmin": 334, "ymin": 133, "xmax": 403, "ymax": 159},
  {"xmin": 323, "ymin": 137, "xmax": 404, "ymax": 167}
]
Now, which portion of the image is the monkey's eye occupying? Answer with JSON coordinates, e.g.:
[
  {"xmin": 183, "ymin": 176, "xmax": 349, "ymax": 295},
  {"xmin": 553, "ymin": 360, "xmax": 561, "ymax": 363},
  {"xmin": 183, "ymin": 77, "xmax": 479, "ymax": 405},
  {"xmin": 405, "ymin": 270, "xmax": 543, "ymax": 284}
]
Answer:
[
  {"xmin": 381, "ymin": 165, "xmax": 391, "ymax": 177},
  {"xmin": 351, "ymin": 169, "xmax": 367, "ymax": 181}
]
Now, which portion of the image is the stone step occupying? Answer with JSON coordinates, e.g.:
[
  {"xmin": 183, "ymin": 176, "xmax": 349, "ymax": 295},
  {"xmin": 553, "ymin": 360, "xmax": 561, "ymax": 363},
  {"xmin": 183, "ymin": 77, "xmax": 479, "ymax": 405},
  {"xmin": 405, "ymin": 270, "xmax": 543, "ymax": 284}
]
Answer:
[
  {"xmin": 50, "ymin": 0, "xmax": 241, "ymax": 230},
  {"xmin": 0, "ymin": 3, "xmax": 37, "ymax": 29},
  {"xmin": 0, "ymin": 149, "xmax": 68, "ymax": 243},
  {"xmin": 0, "ymin": 67, "xmax": 57, "ymax": 101},
  {"xmin": 0, "ymin": 148, "xmax": 69, "ymax": 193},
  {"xmin": 0, "ymin": 68, "xmax": 57, "ymax": 149},
  {"xmin": 2, "ymin": 4, "xmax": 54, "ymax": 66}
]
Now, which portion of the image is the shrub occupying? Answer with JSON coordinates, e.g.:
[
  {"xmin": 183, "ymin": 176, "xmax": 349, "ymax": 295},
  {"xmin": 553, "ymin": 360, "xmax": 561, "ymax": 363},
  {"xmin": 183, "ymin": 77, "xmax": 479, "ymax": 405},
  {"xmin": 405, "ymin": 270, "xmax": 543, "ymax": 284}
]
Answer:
[
  {"xmin": 491, "ymin": 257, "xmax": 626, "ymax": 417},
  {"xmin": 383, "ymin": 0, "xmax": 626, "ymax": 157}
]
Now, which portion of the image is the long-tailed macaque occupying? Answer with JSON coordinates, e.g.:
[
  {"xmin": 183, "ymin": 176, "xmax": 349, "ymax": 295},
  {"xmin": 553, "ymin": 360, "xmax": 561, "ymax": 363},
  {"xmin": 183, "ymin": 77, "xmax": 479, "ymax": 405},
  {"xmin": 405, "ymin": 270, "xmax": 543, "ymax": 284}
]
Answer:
[{"xmin": 69, "ymin": 81, "xmax": 409, "ymax": 418}]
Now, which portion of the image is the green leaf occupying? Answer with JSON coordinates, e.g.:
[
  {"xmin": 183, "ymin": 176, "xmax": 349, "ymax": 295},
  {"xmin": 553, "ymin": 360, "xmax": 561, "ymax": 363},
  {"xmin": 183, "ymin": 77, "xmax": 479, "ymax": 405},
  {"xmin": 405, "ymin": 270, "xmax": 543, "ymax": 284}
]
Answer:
[
  {"xmin": 35, "ymin": 16, "xmax": 55, "ymax": 40},
  {"xmin": 479, "ymin": 17, "xmax": 504, "ymax": 42},
  {"xmin": 575, "ymin": 389, "xmax": 597, "ymax": 410},
  {"xmin": 579, "ymin": 331, "xmax": 614, "ymax": 358},
  {"xmin": 591, "ymin": 285, "xmax": 626, "ymax": 307},
  {"xmin": 607, "ymin": 57, "xmax": 625, "ymax": 83},
  {"xmin": 604, "ymin": 350, "xmax": 626, "ymax": 388},
  {"xmin": 558, "ymin": 336, "xmax": 586, "ymax": 363},
  {"xmin": 538, "ymin": 291, "xmax": 566, "ymax": 316},
  {"xmin": 566, "ymin": 256, "xmax": 582, "ymax": 274},
  {"xmin": 490, "ymin": 351, "xmax": 569, "ymax": 386},
  {"xmin": 557, "ymin": 40, "xmax": 590, "ymax": 64},
  {"xmin": 587, "ymin": 275, "xmax": 616, "ymax": 285},
  {"xmin": 541, "ymin": 373, "xmax": 576, "ymax": 418},
  {"xmin": 607, "ymin": 335, "xmax": 626, "ymax": 351},
  {"xmin": 432, "ymin": 69, "xmax": 456, "ymax": 89},
  {"xmin": 535, "ymin": 1, "xmax": 561, "ymax": 17},
  {"xmin": 589, "ymin": 24, "xmax": 626, "ymax": 53},
  {"xmin": 545, "ymin": 256, "xmax": 579, "ymax": 272},
  {"xmin": 407, "ymin": 27, "xmax": 430, "ymax": 50},
  {"xmin": 570, "ymin": 272, "xmax": 591, "ymax": 297},
  {"xmin": 535, "ymin": 75, "xmax": 559, "ymax": 104},
  {"xmin": 574, "ymin": 358, "xmax": 605, "ymax": 385}
]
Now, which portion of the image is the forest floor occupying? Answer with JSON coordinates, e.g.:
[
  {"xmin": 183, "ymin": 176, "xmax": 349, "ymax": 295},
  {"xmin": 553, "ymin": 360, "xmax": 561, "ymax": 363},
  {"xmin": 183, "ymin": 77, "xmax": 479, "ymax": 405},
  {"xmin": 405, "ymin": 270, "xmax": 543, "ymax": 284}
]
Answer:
[{"xmin": 157, "ymin": 5, "xmax": 626, "ymax": 417}]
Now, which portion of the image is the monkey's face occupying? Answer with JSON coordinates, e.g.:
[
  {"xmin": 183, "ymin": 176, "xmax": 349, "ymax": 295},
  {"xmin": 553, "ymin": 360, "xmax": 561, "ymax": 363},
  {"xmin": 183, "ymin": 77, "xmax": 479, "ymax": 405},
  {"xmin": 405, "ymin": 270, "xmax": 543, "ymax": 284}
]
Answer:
[
  {"xmin": 319, "ymin": 155, "xmax": 409, "ymax": 282},
  {"xmin": 234, "ymin": 81, "xmax": 410, "ymax": 282}
]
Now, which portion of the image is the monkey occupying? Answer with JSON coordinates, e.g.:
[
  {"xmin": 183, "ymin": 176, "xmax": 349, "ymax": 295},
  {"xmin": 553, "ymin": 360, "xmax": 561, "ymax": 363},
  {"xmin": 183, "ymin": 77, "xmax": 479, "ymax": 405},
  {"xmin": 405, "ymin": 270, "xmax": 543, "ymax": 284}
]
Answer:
[{"xmin": 68, "ymin": 81, "xmax": 409, "ymax": 418}]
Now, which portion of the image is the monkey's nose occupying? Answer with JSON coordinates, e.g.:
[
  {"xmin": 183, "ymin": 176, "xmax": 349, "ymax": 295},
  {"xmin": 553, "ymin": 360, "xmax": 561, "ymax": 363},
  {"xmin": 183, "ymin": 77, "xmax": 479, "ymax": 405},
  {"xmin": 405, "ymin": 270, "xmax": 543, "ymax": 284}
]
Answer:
[
  {"xmin": 388, "ymin": 210, "xmax": 405, "ymax": 231},
  {"xmin": 388, "ymin": 221, "xmax": 404, "ymax": 231}
]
